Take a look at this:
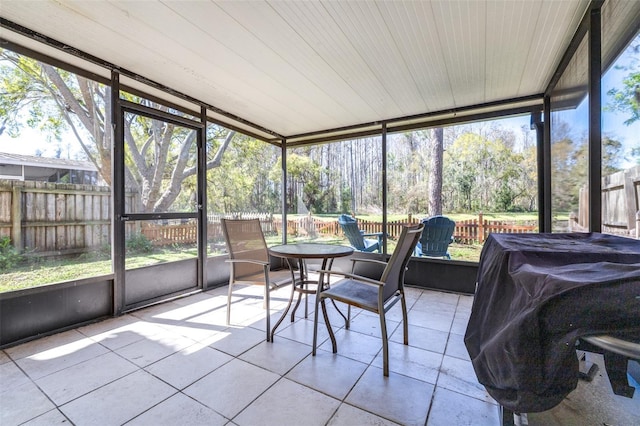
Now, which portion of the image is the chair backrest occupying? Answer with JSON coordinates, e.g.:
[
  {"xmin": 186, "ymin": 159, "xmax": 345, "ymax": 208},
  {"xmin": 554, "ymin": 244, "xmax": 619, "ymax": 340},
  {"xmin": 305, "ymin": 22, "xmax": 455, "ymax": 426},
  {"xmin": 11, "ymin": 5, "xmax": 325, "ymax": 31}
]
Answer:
[
  {"xmin": 379, "ymin": 224, "xmax": 424, "ymax": 301},
  {"xmin": 420, "ymin": 216, "xmax": 455, "ymax": 257},
  {"xmin": 338, "ymin": 214, "xmax": 366, "ymax": 250},
  {"xmin": 220, "ymin": 218, "xmax": 269, "ymax": 280}
]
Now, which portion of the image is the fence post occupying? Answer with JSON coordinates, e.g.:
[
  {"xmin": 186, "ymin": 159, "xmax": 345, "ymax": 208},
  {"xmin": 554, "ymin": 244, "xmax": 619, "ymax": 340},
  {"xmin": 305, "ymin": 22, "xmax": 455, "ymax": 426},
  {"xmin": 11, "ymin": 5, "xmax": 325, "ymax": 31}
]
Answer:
[
  {"xmin": 11, "ymin": 186, "xmax": 23, "ymax": 252},
  {"xmin": 478, "ymin": 212, "xmax": 484, "ymax": 244},
  {"xmin": 568, "ymin": 212, "xmax": 577, "ymax": 231}
]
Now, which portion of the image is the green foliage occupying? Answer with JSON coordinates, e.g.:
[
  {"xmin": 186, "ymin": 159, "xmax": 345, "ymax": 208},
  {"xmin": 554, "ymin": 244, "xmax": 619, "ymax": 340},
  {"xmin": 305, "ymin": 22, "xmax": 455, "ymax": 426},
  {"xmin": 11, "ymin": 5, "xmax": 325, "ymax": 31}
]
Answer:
[
  {"xmin": 0, "ymin": 236, "xmax": 22, "ymax": 271},
  {"xmin": 442, "ymin": 131, "xmax": 536, "ymax": 213},
  {"xmin": 606, "ymin": 68, "xmax": 640, "ymax": 125},
  {"xmin": 286, "ymin": 152, "xmax": 329, "ymax": 213},
  {"xmin": 0, "ymin": 48, "xmax": 66, "ymax": 142},
  {"xmin": 605, "ymin": 36, "xmax": 640, "ymax": 165},
  {"xmin": 340, "ymin": 187, "xmax": 353, "ymax": 214},
  {"xmin": 551, "ymin": 135, "xmax": 625, "ymax": 211},
  {"xmin": 125, "ymin": 233, "xmax": 153, "ymax": 254},
  {"xmin": 495, "ymin": 181, "xmax": 515, "ymax": 211},
  {"xmin": 77, "ymin": 244, "xmax": 111, "ymax": 262},
  {"xmin": 3, "ymin": 47, "xmax": 225, "ymax": 213},
  {"xmin": 208, "ymin": 133, "xmax": 280, "ymax": 213}
]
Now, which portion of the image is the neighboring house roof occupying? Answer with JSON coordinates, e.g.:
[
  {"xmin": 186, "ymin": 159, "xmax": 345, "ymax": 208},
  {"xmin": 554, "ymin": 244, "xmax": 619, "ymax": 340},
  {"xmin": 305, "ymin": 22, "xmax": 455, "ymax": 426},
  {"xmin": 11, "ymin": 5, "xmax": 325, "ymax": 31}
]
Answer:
[
  {"xmin": 0, "ymin": 152, "xmax": 98, "ymax": 181},
  {"xmin": 0, "ymin": 152, "xmax": 97, "ymax": 171}
]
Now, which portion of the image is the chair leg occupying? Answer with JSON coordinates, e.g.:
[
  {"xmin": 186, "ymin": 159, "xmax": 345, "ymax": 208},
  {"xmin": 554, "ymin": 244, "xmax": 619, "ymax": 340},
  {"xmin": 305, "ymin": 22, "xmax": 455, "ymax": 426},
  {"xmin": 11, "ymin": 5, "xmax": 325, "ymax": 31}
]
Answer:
[
  {"xmin": 379, "ymin": 312, "xmax": 389, "ymax": 376},
  {"xmin": 400, "ymin": 293, "xmax": 409, "ymax": 345},
  {"xmin": 265, "ymin": 286, "xmax": 271, "ymax": 342},
  {"xmin": 291, "ymin": 258, "xmax": 306, "ymax": 321},
  {"xmin": 312, "ymin": 291, "xmax": 320, "ymax": 356},
  {"xmin": 330, "ymin": 299, "xmax": 349, "ymax": 325},
  {"xmin": 226, "ymin": 282, "xmax": 234, "ymax": 325}
]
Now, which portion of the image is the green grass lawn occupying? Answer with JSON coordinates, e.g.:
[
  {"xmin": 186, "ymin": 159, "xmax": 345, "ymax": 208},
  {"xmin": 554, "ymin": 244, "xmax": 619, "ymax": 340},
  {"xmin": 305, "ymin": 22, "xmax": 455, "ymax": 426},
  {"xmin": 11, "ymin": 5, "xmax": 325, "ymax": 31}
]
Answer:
[{"xmin": 0, "ymin": 248, "xmax": 199, "ymax": 292}]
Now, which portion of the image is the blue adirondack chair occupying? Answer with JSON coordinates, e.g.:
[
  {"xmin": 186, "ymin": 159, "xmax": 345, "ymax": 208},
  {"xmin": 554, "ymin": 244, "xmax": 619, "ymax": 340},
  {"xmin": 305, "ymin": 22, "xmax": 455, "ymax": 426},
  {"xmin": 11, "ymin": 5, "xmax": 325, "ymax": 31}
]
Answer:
[
  {"xmin": 415, "ymin": 215, "xmax": 455, "ymax": 258},
  {"xmin": 338, "ymin": 214, "xmax": 383, "ymax": 253}
]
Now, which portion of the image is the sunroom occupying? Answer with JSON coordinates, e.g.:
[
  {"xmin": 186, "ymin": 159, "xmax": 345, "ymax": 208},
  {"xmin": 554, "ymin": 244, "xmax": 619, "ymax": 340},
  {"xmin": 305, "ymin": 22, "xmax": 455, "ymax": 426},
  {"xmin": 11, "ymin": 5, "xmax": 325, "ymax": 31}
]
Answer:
[{"xmin": 1, "ymin": 1, "xmax": 639, "ymax": 425}]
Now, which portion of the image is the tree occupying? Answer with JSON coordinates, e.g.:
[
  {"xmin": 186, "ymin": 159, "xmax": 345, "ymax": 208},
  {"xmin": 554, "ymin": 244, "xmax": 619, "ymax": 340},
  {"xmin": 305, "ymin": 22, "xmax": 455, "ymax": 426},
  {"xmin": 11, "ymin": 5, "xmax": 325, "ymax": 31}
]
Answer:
[
  {"xmin": 207, "ymin": 134, "xmax": 280, "ymax": 213},
  {"xmin": 1, "ymin": 48, "xmax": 234, "ymax": 213},
  {"xmin": 284, "ymin": 152, "xmax": 326, "ymax": 213},
  {"xmin": 551, "ymin": 136, "xmax": 583, "ymax": 212},
  {"xmin": 606, "ymin": 35, "xmax": 640, "ymax": 164},
  {"xmin": 1, "ymin": 50, "xmax": 112, "ymax": 183},
  {"xmin": 606, "ymin": 46, "xmax": 640, "ymax": 125},
  {"xmin": 428, "ymin": 128, "xmax": 444, "ymax": 216},
  {"xmin": 442, "ymin": 130, "xmax": 536, "ymax": 212}
]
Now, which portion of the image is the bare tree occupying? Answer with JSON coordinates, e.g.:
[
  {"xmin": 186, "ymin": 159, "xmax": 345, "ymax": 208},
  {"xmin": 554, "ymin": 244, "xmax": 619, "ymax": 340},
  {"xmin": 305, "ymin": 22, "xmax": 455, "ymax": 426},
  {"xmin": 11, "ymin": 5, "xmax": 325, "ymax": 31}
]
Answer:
[{"xmin": 1, "ymin": 49, "xmax": 233, "ymax": 213}]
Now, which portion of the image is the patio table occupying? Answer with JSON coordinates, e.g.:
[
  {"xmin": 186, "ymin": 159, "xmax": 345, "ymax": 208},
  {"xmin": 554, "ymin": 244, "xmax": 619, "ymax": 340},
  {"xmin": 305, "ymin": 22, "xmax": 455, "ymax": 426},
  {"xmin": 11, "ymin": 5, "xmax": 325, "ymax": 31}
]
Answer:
[{"xmin": 268, "ymin": 243, "xmax": 353, "ymax": 341}]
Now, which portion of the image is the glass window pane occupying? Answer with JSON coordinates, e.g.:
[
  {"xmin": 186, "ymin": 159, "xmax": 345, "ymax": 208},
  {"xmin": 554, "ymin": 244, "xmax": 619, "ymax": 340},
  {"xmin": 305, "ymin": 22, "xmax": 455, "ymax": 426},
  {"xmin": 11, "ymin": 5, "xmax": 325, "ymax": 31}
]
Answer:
[
  {"xmin": 124, "ymin": 113, "xmax": 198, "ymax": 213},
  {"xmin": 287, "ymin": 137, "xmax": 383, "ymax": 248},
  {"xmin": 387, "ymin": 129, "xmax": 441, "ymax": 256},
  {"xmin": 392, "ymin": 119, "xmax": 537, "ymax": 262},
  {"xmin": 205, "ymin": 125, "xmax": 283, "ymax": 253},
  {"xmin": 0, "ymin": 48, "xmax": 112, "ymax": 292},
  {"xmin": 125, "ymin": 218, "xmax": 197, "ymax": 270},
  {"xmin": 550, "ymin": 34, "xmax": 589, "ymax": 233},
  {"xmin": 601, "ymin": 31, "xmax": 640, "ymax": 238}
]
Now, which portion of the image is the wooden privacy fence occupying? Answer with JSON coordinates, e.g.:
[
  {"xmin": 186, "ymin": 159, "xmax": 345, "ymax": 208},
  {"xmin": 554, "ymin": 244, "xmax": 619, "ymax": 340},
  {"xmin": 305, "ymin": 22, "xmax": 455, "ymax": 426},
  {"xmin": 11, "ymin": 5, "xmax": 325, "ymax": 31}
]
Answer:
[
  {"xmin": 575, "ymin": 164, "xmax": 640, "ymax": 237},
  {"xmin": 1, "ymin": 178, "xmax": 538, "ymax": 256},
  {"xmin": 143, "ymin": 213, "xmax": 277, "ymax": 246},
  {"xmin": 452, "ymin": 215, "xmax": 537, "ymax": 243},
  {"xmin": 140, "ymin": 221, "xmax": 198, "ymax": 246},
  {"xmin": 0, "ymin": 180, "xmax": 137, "ymax": 256},
  {"xmin": 283, "ymin": 213, "xmax": 537, "ymax": 244},
  {"xmin": 350, "ymin": 213, "xmax": 536, "ymax": 244},
  {"xmin": 0, "ymin": 179, "xmax": 279, "ymax": 254}
]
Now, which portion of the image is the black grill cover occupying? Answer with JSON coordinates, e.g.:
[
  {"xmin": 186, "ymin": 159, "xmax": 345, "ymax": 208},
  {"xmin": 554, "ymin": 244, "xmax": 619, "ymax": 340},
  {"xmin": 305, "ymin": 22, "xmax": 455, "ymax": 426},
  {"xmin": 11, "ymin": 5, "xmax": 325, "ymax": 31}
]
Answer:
[{"xmin": 464, "ymin": 233, "xmax": 640, "ymax": 412}]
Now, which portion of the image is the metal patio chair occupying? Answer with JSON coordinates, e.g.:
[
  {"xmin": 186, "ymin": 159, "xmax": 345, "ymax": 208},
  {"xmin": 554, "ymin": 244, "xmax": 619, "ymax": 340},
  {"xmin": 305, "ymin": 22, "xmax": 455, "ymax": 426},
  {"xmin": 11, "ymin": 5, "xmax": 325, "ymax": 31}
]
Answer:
[
  {"xmin": 312, "ymin": 223, "xmax": 424, "ymax": 376},
  {"xmin": 221, "ymin": 218, "xmax": 298, "ymax": 342}
]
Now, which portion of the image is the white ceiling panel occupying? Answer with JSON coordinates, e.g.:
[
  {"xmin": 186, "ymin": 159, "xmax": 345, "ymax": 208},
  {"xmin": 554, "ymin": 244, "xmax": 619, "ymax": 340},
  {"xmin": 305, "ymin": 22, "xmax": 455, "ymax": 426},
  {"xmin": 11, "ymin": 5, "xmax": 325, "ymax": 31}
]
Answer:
[
  {"xmin": 522, "ymin": 1, "xmax": 588, "ymax": 94},
  {"xmin": 210, "ymin": 1, "xmax": 367, "ymax": 128},
  {"xmin": 1, "ymin": 0, "xmax": 608, "ymax": 139},
  {"xmin": 430, "ymin": 1, "xmax": 488, "ymax": 107},
  {"xmin": 271, "ymin": 1, "xmax": 404, "ymax": 120},
  {"xmin": 380, "ymin": 1, "xmax": 452, "ymax": 111},
  {"xmin": 322, "ymin": 1, "xmax": 424, "ymax": 116},
  {"xmin": 485, "ymin": 0, "xmax": 540, "ymax": 100}
]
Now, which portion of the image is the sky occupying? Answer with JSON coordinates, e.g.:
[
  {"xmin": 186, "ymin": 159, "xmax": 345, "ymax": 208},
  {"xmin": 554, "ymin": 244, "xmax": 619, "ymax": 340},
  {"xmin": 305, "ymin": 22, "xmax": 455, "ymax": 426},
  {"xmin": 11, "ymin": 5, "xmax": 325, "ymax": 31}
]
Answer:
[{"xmin": 549, "ymin": 40, "xmax": 640, "ymax": 168}]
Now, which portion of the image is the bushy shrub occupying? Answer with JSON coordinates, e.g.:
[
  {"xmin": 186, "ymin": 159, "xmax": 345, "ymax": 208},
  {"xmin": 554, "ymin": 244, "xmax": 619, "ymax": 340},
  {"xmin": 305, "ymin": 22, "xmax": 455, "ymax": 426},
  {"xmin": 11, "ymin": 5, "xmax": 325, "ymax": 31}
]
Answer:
[
  {"xmin": 126, "ymin": 233, "xmax": 153, "ymax": 254},
  {"xmin": 0, "ymin": 236, "xmax": 22, "ymax": 271}
]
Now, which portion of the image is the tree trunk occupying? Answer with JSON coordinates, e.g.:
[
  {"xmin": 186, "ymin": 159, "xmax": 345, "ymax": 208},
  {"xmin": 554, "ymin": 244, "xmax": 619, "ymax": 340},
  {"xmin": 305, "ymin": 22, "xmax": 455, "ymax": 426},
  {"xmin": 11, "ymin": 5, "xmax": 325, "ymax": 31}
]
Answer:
[{"xmin": 428, "ymin": 128, "xmax": 444, "ymax": 216}]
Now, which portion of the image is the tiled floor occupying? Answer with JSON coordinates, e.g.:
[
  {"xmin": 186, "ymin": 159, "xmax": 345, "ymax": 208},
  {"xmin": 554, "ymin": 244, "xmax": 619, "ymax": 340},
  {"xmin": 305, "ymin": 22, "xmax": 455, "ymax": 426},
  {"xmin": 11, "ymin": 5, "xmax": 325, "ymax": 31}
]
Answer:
[
  {"xmin": 1, "ymin": 284, "xmax": 638, "ymax": 426},
  {"xmin": 1, "ymin": 284, "xmax": 500, "ymax": 426}
]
